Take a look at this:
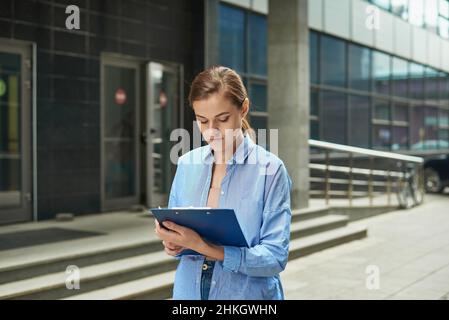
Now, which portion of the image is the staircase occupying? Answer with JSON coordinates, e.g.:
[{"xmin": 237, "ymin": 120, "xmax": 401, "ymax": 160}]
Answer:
[{"xmin": 0, "ymin": 207, "xmax": 367, "ymax": 300}]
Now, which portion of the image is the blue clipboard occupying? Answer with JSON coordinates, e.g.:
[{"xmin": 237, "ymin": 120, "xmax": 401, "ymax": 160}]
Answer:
[{"xmin": 149, "ymin": 207, "xmax": 249, "ymax": 256}]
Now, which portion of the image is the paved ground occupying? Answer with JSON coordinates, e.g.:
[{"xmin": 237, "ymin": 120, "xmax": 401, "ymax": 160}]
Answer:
[{"xmin": 283, "ymin": 193, "xmax": 449, "ymax": 300}]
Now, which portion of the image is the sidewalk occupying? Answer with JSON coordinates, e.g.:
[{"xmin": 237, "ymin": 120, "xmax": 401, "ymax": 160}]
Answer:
[{"xmin": 282, "ymin": 193, "xmax": 449, "ymax": 300}]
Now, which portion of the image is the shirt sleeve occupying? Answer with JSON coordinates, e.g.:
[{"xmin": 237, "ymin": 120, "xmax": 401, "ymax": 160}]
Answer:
[
  {"xmin": 221, "ymin": 163, "xmax": 293, "ymax": 277},
  {"xmin": 167, "ymin": 158, "xmax": 184, "ymax": 260}
]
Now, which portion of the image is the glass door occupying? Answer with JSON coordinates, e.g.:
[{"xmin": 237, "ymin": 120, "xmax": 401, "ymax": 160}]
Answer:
[
  {"xmin": 145, "ymin": 62, "xmax": 181, "ymax": 207},
  {"xmin": 101, "ymin": 56, "xmax": 140, "ymax": 211},
  {"xmin": 0, "ymin": 41, "xmax": 32, "ymax": 224}
]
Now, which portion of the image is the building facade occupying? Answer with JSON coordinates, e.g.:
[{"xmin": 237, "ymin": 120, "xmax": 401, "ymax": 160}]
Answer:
[
  {"xmin": 217, "ymin": 0, "xmax": 449, "ymax": 153},
  {"xmin": 0, "ymin": 0, "xmax": 204, "ymax": 224},
  {"xmin": 1, "ymin": 0, "xmax": 448, "ymax": 224}
]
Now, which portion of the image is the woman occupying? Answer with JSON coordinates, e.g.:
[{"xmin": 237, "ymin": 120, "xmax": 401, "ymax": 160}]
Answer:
[{"xmin": 154, "ymin": 66, "xmax": 292, "ymax": 300}]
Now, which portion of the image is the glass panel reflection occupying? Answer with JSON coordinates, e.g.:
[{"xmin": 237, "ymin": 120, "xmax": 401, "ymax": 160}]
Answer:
[
  {"xmin": 0, "ymin": 52, "xmax": 21, "ymax": 208},
  {"xmin": 104, "ymin": 65, "xmax": 136, "ymax": 199}
]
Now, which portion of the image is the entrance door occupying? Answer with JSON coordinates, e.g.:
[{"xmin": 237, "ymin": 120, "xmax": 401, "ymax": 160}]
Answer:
[
  {"xmin": 101, "ymin": 56, "xmax": 140, "ymax": 211},
  {"xmin": 0, "ymin": 41, "xmax": 32, "ymax": 224},
  {"xmin": 144, "ymin": 62, "xmax": 182, "ymax": 208}
]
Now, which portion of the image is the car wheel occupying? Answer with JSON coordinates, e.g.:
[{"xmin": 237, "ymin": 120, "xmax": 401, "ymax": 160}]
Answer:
[{"xmin": 424, "ymin": 168, "xmax": 442, "ymax": 193}]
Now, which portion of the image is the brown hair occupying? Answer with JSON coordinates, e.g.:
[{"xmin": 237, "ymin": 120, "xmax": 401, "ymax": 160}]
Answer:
[{"xmin": 188, "ymin": 65, "xmax": 255, "ymax": 140}]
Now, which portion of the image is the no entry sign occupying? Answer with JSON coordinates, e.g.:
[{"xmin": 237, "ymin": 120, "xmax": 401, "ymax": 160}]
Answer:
[{"xmin": 115, "ymin": 88, "xmax": 126, "ymax": 105}]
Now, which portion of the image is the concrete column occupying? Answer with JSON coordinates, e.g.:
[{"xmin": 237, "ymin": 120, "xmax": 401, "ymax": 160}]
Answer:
[
  {"xmin": 268, "ymin": 0, "xmax": 310, "ymax": 209},
  {"xmin": 204, "ymin": 0, "xmax": 220, "ymax": 68}
]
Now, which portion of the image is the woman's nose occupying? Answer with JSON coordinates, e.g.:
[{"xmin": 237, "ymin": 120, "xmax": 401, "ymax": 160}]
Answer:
[{"xmin": 207, "ymin": 120, "xmax": 219, "ymax": 130}]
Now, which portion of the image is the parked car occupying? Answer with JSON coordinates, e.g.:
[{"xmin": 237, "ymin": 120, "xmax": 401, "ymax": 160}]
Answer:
[{"xmin": 424, "ymin": 154, "xmax": 449, "ymax": 193}]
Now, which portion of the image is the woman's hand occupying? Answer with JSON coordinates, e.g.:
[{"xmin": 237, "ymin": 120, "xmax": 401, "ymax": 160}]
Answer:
[
  {"xmin": 154, "ymin": 219, "xmax": 205, "ymax": 254},
  {"xmin": 162, "ymin": 240, "xmax": 185, "ymax": 257}
]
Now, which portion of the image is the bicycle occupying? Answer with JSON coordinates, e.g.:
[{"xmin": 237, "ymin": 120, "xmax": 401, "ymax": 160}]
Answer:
[{"xmin": 396, "ymin": 162, "xmax": 424, "ymax": 209}]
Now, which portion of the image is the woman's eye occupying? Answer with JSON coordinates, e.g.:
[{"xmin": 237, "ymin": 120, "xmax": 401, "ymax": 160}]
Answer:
[{"xmin": 219, "ymin": 117, "xmax": 229, "ymax": 122}]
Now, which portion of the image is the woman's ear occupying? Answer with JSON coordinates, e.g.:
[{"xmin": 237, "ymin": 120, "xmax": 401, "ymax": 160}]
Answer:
[{"xmin": 241, "ymin": 98, "xmax": 250, "ymax": 118}]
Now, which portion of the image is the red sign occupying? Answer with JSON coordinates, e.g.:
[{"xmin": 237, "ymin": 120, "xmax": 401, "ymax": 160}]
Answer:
[
  {"xmin": 159, "ymin": 91, "xmax": 168, "ymax": 108},
  {"xmin": 115, "ymin": 88, "xmax": 127, "ymax": 105}
]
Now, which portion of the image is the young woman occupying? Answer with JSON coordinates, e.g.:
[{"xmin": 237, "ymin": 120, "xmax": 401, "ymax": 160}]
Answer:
[{"xmin": 154, "ymin": 66, "xmax": 292, "ymax": 300}]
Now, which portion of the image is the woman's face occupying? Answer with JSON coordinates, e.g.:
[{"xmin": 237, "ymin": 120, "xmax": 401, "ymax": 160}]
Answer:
[{"xmin": 193, "ymin": 91, "xmax": 249, "ymax": 154}]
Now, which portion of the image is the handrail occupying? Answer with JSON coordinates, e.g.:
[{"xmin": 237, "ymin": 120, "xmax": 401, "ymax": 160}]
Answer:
[
  {"xmin": 308, "ymin": 139, "xmax": 425, "ymax": 207},
  {"xmin": 309, "ymin": 139, "xmax": 424, "ymax": 164}
]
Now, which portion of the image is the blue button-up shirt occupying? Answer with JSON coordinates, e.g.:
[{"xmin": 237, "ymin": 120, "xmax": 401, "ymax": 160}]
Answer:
[{"xmin": 167, "ymin": 133, "xmax": 293, "ymax": 300}]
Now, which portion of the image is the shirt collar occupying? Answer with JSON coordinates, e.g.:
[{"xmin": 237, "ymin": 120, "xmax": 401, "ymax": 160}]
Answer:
[{"xmin": 202, "ymin": 132, "xmax": 255, "ymax": 165}]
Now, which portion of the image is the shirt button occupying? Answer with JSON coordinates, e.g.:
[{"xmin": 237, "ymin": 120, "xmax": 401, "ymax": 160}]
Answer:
[
  {"xmin": 221, "ymin": 191, "xmax": 224, "ymax": 195},
  {"xmin": 212, "ymin": 281, "xmax": 216, "ymax": 285}
]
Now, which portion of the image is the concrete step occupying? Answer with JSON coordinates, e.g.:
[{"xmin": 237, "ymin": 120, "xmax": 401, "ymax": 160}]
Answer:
[
  {"xmin": 0, "ymin": 207, "xmax": 329, "ymax": 285},
  {"xmin": 0, "ymin": 207, "xmax": 366, "ymax": 300},
  {"xmin": 1, "ymin": 214, "xmax": 349, "ymax": 299},
  {"xmin": 64, "ymin": 270, "xmax": 176, "ymax": 300},
  {"xmin": 0, "ymin": 250, "xmax": 178, "ymax": 300},
  {"xmin": 288, "ymin": 225, "xmax": 368, "ymax": 260},
  {"xmin": 290, "ymin": 215, "xmax": 349, "ymax": 239},
  {"xmin": 62, "ymin": 225, "xmax": 368, "ymax": 300},
  {"xmin": 0, "ymin": 240, "xmax": 162, "ymax": 285},
  {"xmin": 291, "ymin": 206, "xmax": 330, "ymax": 222}
]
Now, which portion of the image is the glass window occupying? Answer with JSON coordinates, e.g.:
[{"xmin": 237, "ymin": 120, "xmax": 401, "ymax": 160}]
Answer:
[
  {"xmin": 425, "ymin": 67, "xmax": 440, "ymax": 102},
  {"xmin": 310, "ymin": 32, "xmax": 319, "ymax": 84},
  {"xmin": 425, "ymin": 0, "xmax": 439, "ymax": 33},
  {"xmin": 372, "ymin": 51, "xmax": 391, "ymax": 95},
  {"xmin": 249, "ymin": 83, "xmax": 267, "ymax": 112},
  {"xmin": 310, "ymin": 120, "xmax": 319, "ymax": 140},
  {"xmin": 219, "ymin": 5, "xmax": 245, "ymax": 72},
  {"xmin": 440, "ymin": 73, "xmax": 449, "ymax": 104},
  {"xmin": 439, "ymin": 129, "xmax": 449, "ymax": 148},
  {"xmin": 392, "ymin": 57, "xmax": 408, "ymax": 98},
  {"xmin": 0, "ymin": 52, "xmax": 22, "ymax": 208},
  {"xmin": 393, "ymin": 103, "xmax": 409, "ymax": 122},
  {"xmin": 410, "ymin": 106, "xmax": 426, "ymax": 149},
  {"xmin": 248, "ymin": 13, "xmax": 267, "ymax": 76},
  {"xmin": 392, "ymin": 126, "xmax": 409, "ymax": 150},
  {"xmin": 310, "ymin": 88, "xmax": 319, "ymax": 117},
  {"xmin": 391, "ymin": 0, "xmax": 409, "ymax": 19},
  {"xmin": 349, "ymin": 95, "xmax": 370, "ymax": 148},
  {"xmin": 373, "ymin": 125, "xmax": 392, "ymax": 150},
  {"xmin": 439, "ymin": 109, "xmax": 449, "ymax": 126},
  {"xmin": 392, "ymin": 58, "xmax": 409, "ymax": 97},
  {"xmin": 371, "ymin": 0, "xmax": 391, "ymax": 10},
  {"xmin": 321, "ymin": 35, "xmax": 347, "ymax": 88},
  {"xmin": 409, "ymin": 62, "xmax": 425, "ymax": 100},
  {"xmin": 321, "ymin": 91, "xmax": 347, "ymax": 144},
  {"xmin": 439, "ymin": 108, "xmax": 449, "ymax": 149},
  {"xmin": 441, "ymin": 0, "xmax": 449, "ymax": 17},
  {"xmin": 409, "ymin": 0, "xmax": 425, "ymax": 26},
  {"xmin": 250, "ymin": 115, "xmax": 267, "ymax": 132},
  {"xmin": 104, "ymin": 65, "xmax": 137, "ymax": 198},
  {"xmin": 374, "ymin": 100, "xmax": 391, "ymax": 120},
  {"xmin": 438, "ymin": 16, "xmax": 449, "ymax": 38},
  {"xmin": 349, "ymin": 44, "xmax": 371, "ymax": 92},
  {"xmin": 425, "ymin": 107, "xmax": 439, "ymax": 149}
]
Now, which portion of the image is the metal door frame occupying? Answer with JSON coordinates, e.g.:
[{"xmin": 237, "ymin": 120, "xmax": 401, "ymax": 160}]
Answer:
[
  {"xmin": 100, "ymin": 54, "xmax": 141, "ymax": 211},
  {"xmin": 146, "ymin": 62, "xmax": 183, "ymax": 208}
]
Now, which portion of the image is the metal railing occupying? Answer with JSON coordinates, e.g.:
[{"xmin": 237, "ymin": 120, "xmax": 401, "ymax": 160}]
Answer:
[{"xmin": 309, "ymin": 139, "xmax": 425, "ymax": 208}]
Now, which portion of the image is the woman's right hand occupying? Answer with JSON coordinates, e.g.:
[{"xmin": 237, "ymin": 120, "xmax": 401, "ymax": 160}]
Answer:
[
  {"xmin": 154, "ymin": 219, "xmax": 185, "ymax": 256},
  {"xmin": 162, "ymin": 240, "xmax": 185, "ymax": 256}
]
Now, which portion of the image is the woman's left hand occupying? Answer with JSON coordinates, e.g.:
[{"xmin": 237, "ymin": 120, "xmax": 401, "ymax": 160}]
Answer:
[{"xmin": 155, "ymin": 220, "xmax": 205, "ymax": 252}]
